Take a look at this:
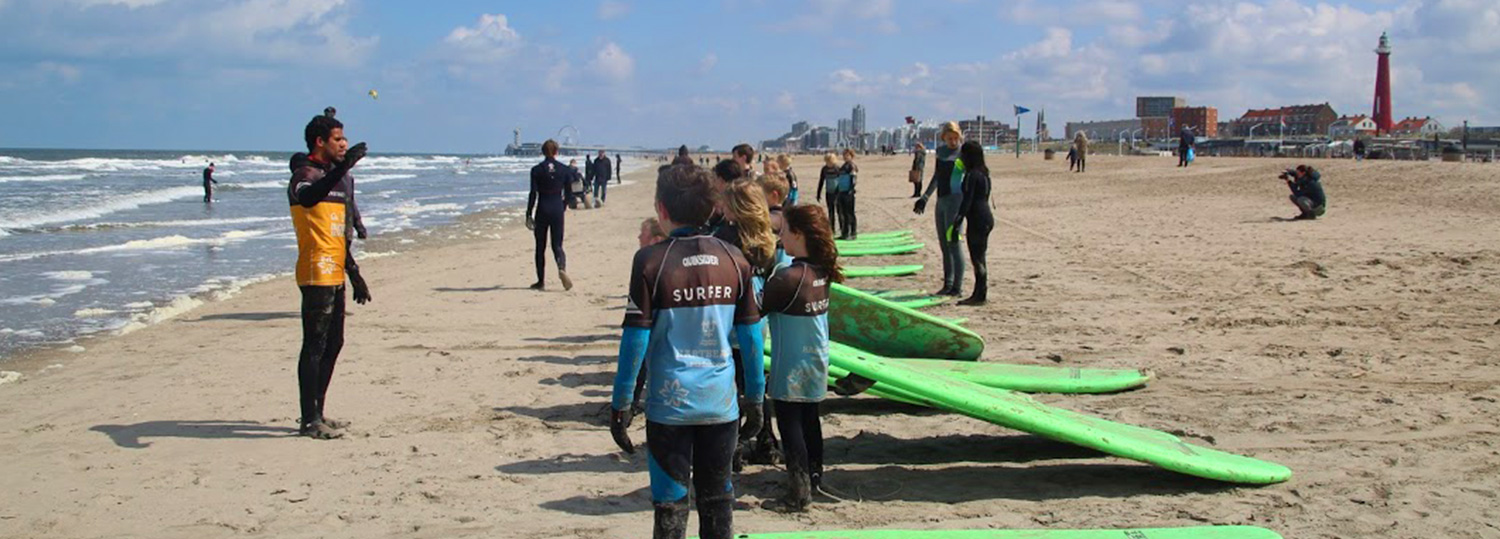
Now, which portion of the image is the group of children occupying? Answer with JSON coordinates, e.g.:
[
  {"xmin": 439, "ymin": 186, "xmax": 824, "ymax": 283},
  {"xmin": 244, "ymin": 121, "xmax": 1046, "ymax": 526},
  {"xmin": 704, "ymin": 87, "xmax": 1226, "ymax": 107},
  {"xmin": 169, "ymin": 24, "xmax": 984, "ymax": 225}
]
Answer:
[{"xmin": 612, "ymin": 152, "xmax": 842, "ymax": 539}]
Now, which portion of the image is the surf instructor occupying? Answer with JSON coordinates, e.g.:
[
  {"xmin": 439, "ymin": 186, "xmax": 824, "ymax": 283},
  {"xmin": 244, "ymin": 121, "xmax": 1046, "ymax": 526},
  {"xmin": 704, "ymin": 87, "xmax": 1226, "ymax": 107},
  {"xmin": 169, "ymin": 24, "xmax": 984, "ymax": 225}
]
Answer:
[{"xmin": 287, "ymin": 115, "xmax": 372, "ymax": 440}]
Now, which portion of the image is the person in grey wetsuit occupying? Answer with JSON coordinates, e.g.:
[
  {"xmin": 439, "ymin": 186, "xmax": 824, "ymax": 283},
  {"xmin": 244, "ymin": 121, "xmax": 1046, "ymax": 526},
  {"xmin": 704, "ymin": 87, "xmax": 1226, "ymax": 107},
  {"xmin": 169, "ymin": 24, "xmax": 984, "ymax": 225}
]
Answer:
[{"xmin": 913, "ymin": 121, "xmax": 966, "ymax": 297}]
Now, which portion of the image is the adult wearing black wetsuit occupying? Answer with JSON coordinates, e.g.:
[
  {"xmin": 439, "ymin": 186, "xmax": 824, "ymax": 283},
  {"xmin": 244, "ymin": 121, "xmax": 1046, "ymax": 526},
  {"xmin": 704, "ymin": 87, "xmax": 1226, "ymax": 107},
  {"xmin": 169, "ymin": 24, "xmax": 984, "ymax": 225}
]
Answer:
[
  {"xmin": 835, "ymin": 149, "xmax": 858, "ymax": 240},
  {"xmin": 287, "ymin": 115, "xmax": 372, "ymax": 440},
  {"xmin": 527, "ymin": 140, "xmax": 573, "ymax": 291},
  {"xmin": 814, "ymin": 154, "xmax": 840, "ymax": 234},
  {"xmin": 951, "ymin": 141, "xmax": 995, "ymax": 306},
  {"xmin": 202, "ymin": 163, "xmax": 218, "ymax": 202}
]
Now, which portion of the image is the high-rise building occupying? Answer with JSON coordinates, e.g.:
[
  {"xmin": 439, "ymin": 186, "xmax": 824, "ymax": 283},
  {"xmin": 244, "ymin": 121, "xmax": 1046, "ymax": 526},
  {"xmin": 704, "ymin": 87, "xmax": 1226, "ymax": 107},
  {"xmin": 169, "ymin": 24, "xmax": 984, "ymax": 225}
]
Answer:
[
  {"xmin": 836, "ymin": 118, "xmax": 852, "ymax": 146},
  {"xmin": 791, "ymin": 121, "xmax": 811, "ymax": 138},
  {"xmin": 852, "ymin": 105, "xmax": 867, "ymax": 140},
  {"xmin": 1136, "ymin": 97, "xmax": 1186, "ymax": 119},
  {"xmin": 1372, "ymin": 32, "xmax": 1393, "ymax": 134}
]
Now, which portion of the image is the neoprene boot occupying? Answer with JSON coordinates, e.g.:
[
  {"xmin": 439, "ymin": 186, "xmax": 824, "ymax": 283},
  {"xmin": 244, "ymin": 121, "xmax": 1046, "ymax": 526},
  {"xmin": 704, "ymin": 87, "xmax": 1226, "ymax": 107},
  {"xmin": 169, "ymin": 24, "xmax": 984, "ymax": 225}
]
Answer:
[
  {"xmin": 697, "ymin": 496, "xmax": 734, "ymax": 539},
  {"xmin": 764, "ymin": 465, "xmax": 812, "ymax": 513},
  {"xmin": 652, "ymin": 501, "xmax": 689, "ymax": 539}
]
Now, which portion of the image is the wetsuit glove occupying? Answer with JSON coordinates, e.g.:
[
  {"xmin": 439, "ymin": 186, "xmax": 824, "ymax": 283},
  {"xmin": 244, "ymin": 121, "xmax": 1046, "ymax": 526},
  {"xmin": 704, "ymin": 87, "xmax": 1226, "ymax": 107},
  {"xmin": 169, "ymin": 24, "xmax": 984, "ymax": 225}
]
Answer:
[
  {"xmin": 913, "ymin": 197, "xmax": 928, "ymax": 215},
  {"xmin": 739, "ymin": 397, "xmax": 763, "ymax": 441},
  {"xmin": 341, "ymin": 142, "xmax": 368, "ymax": 169},
  {"xmin": 610, "ymin": 408, "xmax": 635, "ymax": 454},
  {"xmin": 349, "ymin": 268, "xmax": 372, "ymax": 305}
]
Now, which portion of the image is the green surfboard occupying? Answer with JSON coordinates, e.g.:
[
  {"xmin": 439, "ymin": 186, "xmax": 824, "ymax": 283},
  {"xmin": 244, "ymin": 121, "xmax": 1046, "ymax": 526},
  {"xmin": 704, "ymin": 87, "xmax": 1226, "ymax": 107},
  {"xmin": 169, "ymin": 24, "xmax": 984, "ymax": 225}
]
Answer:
[
  {"xmin": 837, "ymin": 236, "xmax": 921, "ymax": 247},
  {"xmin": 869, "ymin": 289, "xmax": 926, "ymax": 299},
  {"xmin": 699, "ymin": 526, "xmax": 1284, "ymax": 539},
  {"xmin": 839, "ymin": 243, "xmax": 923, "ymax": 257},
  {"xmin": 889, "ymin": 295, "xmax": 952, "ymax": 310},
  {"xmin": 844, "ymin": 265, "xmax": 923, "ymax": 278},
  {"xmin": 856, "ymin": 230, "xmax": 914, "ymax": 239},
  {"xmin": 830, "ymin": 343, "xmax": 1151, "ymax": 394},
  {"xmin": 828, "ymin": 345, "xmax": 1293, "ymax": 484},
  {"xmin": 828, "ymin": 283, "xmax": 983, "ymax": 360}
]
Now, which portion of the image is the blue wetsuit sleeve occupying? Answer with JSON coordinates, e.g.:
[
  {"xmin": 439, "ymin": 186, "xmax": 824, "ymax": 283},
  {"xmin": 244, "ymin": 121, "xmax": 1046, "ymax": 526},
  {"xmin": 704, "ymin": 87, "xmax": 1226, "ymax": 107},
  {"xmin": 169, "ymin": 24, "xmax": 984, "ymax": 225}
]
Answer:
[
  {"xmin": 611, "ymin": 326, "xmax": 651, "ymax": 411},
  {"xmin": 735, "ymin": 324, "xmax": 765, "ymax": 403}
]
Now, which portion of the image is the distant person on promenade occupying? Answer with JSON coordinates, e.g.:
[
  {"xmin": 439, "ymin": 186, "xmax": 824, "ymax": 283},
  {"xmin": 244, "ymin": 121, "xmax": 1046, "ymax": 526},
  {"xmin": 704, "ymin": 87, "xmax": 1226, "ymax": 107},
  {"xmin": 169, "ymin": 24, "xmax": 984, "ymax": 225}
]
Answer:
[
  {"xmin": 777, "ymin": 154, "xmax": 799, "ymax": 205},
  {"xmin": 525, "ymin": 139, "xmax": 574, "ymax": 291},
  {"xmin": 834, "ymin": 149, "xmax": 859, "ymax": 240},
  {"xmin": 950, "ymin": 141, "xmax": 995, "ymax": 306},
  {"xmin": 1281, "ymin": 165, "xmax": 1327, "ymax": 220},
  {"xmin": 287, "ymin": 114, "xmax": 372, "ymax": 440},
  {"xmin": 592, "ymin": 149, "xmax": 613, "ymax": 207},
  {"xmin": 915, "ymin": 121, "xmax": 966, "ymax": 297},
  {"xmin": 815, "ymin": 153, "xmax": 841, "ymax": 234},
  {"xmin": 1178, "ymin": 127, "xmax": 1196, "ymax": 167},
  {"xmin": 1073, "ymin": 132, "xmax": 1089, "ymax": 173},
  {"xmin": 909, "ymin": 142, "xmax": 926, "ymax": 198},
  {"xmin": 202, "ymin": 163, "xmax": 218, "ymax": 203},
  {"xmin": 609, "ymin": 164, "xmax": 764, "ymax": 539}
]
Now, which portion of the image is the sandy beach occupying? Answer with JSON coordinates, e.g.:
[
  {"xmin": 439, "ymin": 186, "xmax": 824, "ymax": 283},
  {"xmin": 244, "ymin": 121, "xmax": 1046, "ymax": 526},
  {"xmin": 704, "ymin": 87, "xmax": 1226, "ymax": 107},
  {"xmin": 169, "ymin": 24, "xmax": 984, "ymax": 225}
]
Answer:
[{"xmin": 1, "ymin": 154, "xmax": 1498, "ymax": 539}]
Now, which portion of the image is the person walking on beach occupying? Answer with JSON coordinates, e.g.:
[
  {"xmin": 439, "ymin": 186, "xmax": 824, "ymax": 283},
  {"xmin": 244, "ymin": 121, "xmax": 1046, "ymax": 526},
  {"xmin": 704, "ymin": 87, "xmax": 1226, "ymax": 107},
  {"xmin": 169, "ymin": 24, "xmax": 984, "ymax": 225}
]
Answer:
[
  {"xmin": 815, "ymin": 153, "xmax": 841, "ymax": 233},
  {"xmin": 1073, "ymin": 132, "xmax": 1089, "ymax": 173},
  {"xmin": 1353, "ymin": 138, "xmax": 1367, "ymax": 161},
  {"xmin": 609, "ymin": 164, "xmax": 765, "ymax": 539},
  {"xmin": 565, "ymin": 158, "xmax": 584, "ymax": 209},
  {"xmin": 1067, "ymin": 146, "xmax": 1079, "ymax": 172},
  {"xmin": 1178, "ymin": 127, "xmax": 1196, "ymax": 167},
  {"xmin": 584, "ymin": 154, "xmax": 596, "ymax": 201},
  {"xmin": 525, "ymin": 139, "xmax": 574, "ymax": 291},
  {"xmin": 834, "ymin": 149, "xmax": 859, "ymax": 240},
  {"xmin": 915, "ymin": 122, "xmax": 966, "ymax": 297},
  {"xmin": 287, "ymin": 115, "xmax": 373, "ymax": 440},
  {"xmin": 591, "ymin": 149, "xmax": 613, "ymax": 207},
  {"xmin": 615, "ymin": 153, "xmax": 622, "ymax": 181},
  {"xmin": 777, "ymin": 154, "xmax": 799, "ymax": 206},
  {"xmin": 950, "ymin": 141, "xmax": 996, "ymax": 306},
  {"xmin": 909, "ymin": 142, "xmax": 926, "ymax": 198},
  {"xmin": 761, "ymin": 204, "xmax": 840, "ymax": 513},
  {"xmin": 202, "ymin": 163, "xmax": 218, "ymax": 203}
]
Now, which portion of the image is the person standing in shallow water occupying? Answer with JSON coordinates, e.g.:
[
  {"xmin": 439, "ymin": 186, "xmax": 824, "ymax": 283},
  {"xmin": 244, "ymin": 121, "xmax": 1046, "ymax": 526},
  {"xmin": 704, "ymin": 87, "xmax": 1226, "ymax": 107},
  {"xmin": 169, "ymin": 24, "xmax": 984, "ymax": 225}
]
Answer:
[
  {"xmin": 202, "ymin": 163, "xmax": 218, "ymax": 203},
  {"xmin": 525, "ymin": 139, "xmax": 574, "ymax": 291}
]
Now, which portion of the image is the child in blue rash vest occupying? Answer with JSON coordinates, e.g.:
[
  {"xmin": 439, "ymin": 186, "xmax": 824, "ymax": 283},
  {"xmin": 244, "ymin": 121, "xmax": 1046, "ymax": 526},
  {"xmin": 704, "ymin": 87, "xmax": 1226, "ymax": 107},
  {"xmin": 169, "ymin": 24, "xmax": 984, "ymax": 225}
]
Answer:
[
  {"xmin": 834, "ymin": 149, "xmax": 859, "ymax": 240},
  {"xmin": 761, "ymin": 204, "xmax": 841, "ymax": 513},
  {"xmin": 610, "ymin": 164, "xmax": 765, "ymax": 539}
]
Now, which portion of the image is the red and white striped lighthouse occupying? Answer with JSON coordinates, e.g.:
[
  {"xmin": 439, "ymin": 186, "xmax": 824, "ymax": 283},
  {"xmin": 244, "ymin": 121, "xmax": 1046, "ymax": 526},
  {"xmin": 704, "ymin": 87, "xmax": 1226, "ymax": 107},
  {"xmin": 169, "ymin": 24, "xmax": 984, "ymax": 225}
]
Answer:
[{"xmin": 1372, "ymin": 32, "xmax": 1393, "ymax": 135}]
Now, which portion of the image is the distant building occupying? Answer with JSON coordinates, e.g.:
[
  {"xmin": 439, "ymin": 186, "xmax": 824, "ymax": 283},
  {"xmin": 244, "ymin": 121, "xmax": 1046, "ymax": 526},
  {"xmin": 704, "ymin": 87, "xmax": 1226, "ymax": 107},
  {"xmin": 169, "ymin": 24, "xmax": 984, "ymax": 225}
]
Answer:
[
  {"xmin": 959, "ymin": 115, "xmax": 1013, "ymax": 146},
  {"xmin": 836, "ymin": 118, "xmax": 852, "ymax": 147},
  {"xmin": 1172, "ymin": 107, "xmax": 1219, "ymax": 138},
  {"xmin": 804, "ymin": 126, "xmax": 835, "ymax": 150},
  {"xmin": 1329, "ymin": 115, "xmax": 1378, "ymax": 138},
  {"xmin": 1065, "ymin": 118, "xmax": 1143, "ymax": 141},
  {"xmin": 1391, "ymin": 116, "xmax": 1445, "ymax": 137},
  {"xmin": 1036, "ymin": 108, "xmax": 1050, "ymax": 141},
  {"xmin": 1141, "ymin": 118, "xmax": 1171, "ymax": 139},
  {"xmin": 1227, "ymin": 103, "xmax": 1338, "ymax": 137},
  {"xmin": 1137, "ymin": 97, "xmax": 1186, "ymax": 119}
]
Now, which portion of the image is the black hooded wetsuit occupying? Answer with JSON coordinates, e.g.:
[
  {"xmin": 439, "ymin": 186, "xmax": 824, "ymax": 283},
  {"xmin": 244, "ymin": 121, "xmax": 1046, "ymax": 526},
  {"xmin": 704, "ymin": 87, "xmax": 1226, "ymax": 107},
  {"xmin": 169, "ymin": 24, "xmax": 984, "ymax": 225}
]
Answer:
[{"xmin": 527, "ymin": 157, "xmax": 569, "ymax": 283}]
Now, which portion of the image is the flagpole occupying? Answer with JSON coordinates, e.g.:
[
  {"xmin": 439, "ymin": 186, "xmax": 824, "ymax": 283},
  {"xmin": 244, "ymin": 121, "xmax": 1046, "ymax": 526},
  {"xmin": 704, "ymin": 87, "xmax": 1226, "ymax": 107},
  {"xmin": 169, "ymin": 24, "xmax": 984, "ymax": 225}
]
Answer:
[{"xmin": 1015, "ymin": 109, "xmax": 1021, "ymax": 159}]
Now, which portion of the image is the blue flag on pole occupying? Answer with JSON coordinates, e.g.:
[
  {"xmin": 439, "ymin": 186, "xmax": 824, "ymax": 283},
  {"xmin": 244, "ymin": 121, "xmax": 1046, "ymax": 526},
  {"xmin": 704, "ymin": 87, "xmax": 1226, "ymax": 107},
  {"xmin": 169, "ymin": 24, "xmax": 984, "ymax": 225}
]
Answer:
[{"xmin": 1014, "ymin": 106, "xmax": 1031, "ymax": 115}]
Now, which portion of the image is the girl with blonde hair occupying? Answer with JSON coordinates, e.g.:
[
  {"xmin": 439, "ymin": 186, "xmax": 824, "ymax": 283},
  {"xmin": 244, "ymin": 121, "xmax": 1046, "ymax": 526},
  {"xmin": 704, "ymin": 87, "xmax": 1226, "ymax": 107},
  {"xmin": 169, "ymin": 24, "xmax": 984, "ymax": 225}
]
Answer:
[{"xmin": 914, "ymin": 121, "xmax": 967, "ymax": 296}]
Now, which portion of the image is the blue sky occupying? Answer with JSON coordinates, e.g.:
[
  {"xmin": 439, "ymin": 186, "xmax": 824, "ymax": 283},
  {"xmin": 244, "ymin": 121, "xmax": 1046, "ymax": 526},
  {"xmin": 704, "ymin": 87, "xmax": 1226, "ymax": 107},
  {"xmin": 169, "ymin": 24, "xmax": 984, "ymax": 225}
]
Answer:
[{"xmin": 0, "ymin": 0, "xmax": 1494, "ymax": 153}]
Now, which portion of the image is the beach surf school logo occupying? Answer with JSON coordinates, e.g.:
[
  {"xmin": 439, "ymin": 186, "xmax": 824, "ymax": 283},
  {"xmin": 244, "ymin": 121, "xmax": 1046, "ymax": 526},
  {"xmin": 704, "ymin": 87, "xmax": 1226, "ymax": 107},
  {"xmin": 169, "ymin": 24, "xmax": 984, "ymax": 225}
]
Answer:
[{"xmin": 681, "ymin": 254, "xmax": 719, "ymax": 268}]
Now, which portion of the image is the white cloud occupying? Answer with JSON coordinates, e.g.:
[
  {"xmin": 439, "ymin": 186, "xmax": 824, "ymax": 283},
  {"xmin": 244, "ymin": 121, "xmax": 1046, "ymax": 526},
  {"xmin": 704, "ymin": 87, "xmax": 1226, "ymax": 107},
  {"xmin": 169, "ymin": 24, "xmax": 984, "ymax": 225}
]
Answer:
[
  {"xmin": 698, "ymin": 53, "xmax": 718, "ymax": 74},
  {"xmin": 774, "ymin": 91, "xmax": 797, "ymax": 113},
  {"xmin": 445, "ymin": 13, "xmax": 523, "ymax": 63},
  {"xmin": 769, "ymin": 0, "xmax": 898, "ymax": 35},
  {"xmin": 588, "ymin": 41, "xmax": 634, "ymax": 82},
  {"xmin": 598, "ymin": 0, "xmax": 629, "ymax": 20}
]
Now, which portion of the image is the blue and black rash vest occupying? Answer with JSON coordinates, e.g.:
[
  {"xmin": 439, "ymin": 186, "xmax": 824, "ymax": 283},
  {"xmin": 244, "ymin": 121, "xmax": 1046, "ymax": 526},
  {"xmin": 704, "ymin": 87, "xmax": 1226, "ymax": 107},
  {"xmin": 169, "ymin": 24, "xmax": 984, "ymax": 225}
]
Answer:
[
  {"xmin": 622, "ymin": 231, "xmax": 763, "ymax": 425},
  {"xmin": 763, "ymin": 259, "xmax": 831, "ymax": 403}
]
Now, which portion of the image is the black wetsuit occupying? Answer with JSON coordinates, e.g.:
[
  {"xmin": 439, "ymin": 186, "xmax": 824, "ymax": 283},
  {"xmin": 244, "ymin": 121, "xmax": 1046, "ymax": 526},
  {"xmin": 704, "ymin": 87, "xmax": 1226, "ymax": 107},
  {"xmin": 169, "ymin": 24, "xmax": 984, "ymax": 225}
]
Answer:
[
  {"xmin": 835, "ymin": 162, "xmax": 858, "ymax": 239},
  {"xmin": 592, "ymin": 157, "xmax": 613, "ymax": 202},
  {"xmin": 614, "ymin": 154, "xmax": 622, "ymax": 182},
  {"xmin": 953, "ymin": 168, "xmax": 995, "ymax": 302},
  {"xmin": 527, "ymin": 157, "xmax": 569, "ymax": 283},
  {"xmin": 202, "ymin": 167, "xmax": 217, "ymax": 202},
  {"xmin": 815, "ymin": 164, "xmax": 840, "ymax": 233}
]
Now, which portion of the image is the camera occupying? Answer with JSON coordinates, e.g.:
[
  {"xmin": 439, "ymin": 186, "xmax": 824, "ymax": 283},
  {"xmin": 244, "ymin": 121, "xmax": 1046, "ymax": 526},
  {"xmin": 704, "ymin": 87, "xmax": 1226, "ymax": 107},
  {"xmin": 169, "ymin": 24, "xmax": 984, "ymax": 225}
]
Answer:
[{"xmin": 1278, "ymin": 169, "xmax": 1296, "ymax": 181}]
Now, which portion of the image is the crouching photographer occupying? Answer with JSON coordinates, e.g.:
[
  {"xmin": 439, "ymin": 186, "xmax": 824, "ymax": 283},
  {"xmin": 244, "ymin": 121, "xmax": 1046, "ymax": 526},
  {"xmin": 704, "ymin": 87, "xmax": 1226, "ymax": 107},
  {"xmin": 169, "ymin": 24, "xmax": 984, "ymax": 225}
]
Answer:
[{"xmin": 1280, "ymin": 165, "xmax": 1327, "ymax": 220}]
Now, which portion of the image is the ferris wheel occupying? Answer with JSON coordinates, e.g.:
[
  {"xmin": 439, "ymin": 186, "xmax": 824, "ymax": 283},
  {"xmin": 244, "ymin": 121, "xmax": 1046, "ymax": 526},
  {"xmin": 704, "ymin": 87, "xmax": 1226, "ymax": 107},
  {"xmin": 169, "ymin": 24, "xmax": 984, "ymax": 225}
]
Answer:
[{"xmin": 557, "ymin": 125, "xmax": 581, "ymax": 147}]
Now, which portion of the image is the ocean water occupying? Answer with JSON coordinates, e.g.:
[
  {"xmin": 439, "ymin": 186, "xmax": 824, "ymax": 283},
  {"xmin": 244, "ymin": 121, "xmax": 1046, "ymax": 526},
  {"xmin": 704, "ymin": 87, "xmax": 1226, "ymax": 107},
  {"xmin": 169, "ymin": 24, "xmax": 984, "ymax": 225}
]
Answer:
[{"xmin": 0, "ymin": 148, "xmax": 603, "ymax": 361}]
